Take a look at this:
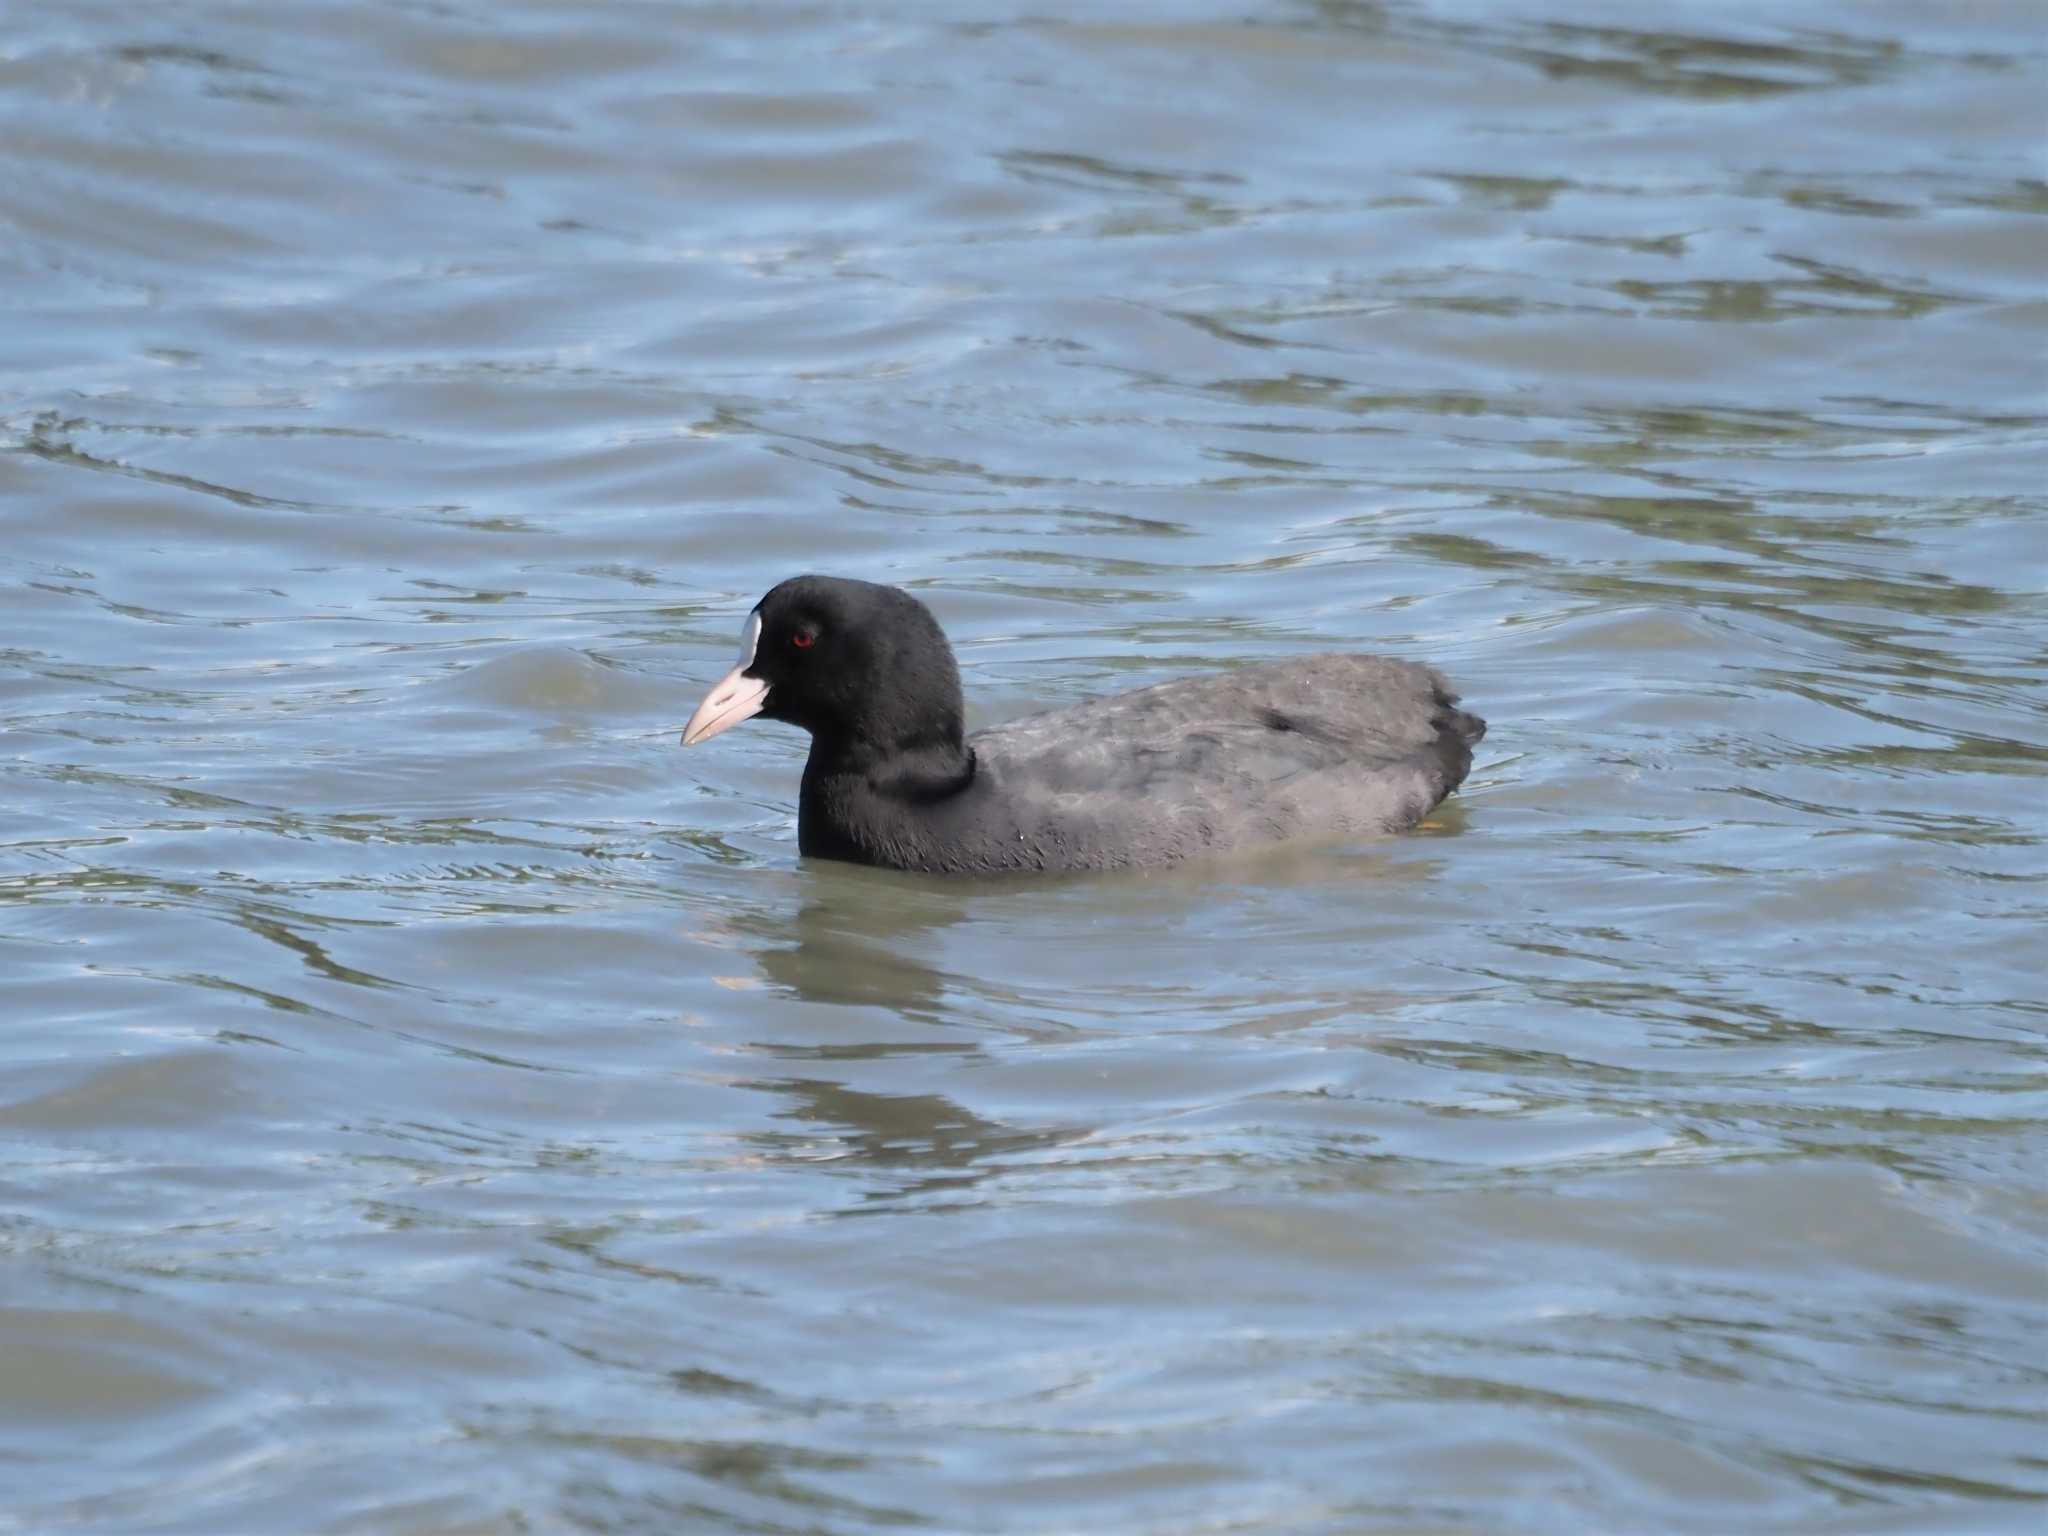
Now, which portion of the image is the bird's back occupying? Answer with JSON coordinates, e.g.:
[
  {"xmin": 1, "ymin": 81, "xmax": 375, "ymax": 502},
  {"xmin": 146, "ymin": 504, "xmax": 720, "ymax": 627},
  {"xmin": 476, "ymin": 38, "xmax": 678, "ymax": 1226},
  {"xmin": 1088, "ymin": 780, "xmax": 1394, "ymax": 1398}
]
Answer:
[{"xmin": 943, "ymin": 653, "xmax": 1485, "ymax": 871}]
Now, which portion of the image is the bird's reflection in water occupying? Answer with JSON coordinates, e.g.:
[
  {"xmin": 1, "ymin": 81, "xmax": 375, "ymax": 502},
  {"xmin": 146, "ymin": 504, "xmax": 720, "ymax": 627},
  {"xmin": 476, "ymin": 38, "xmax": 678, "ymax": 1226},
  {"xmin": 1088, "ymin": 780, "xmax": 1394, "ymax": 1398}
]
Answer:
[
  {"xmin": 750, "ymin": 1076, "xmax": 1072, "ymax": 1210},
  {"xmin": 752, "ymin": 872, "xmax": 965, "ymax": 1015},
  {"xmin": 750, "ymin": 857, "xmax": 1096, "ymax": 1015},
  {"xmin": 735, "ymin": 861, "xmax": 1081, "ymax": 1205},
  {"xmin": 719, "ymin": 843, "xmax": 1438, "ymax": 1205}
]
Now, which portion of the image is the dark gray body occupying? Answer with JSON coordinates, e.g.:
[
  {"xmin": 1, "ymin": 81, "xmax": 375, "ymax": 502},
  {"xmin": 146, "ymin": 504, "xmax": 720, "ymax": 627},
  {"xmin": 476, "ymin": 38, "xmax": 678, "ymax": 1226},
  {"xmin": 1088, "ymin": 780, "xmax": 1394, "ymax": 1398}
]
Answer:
[{"xmin": 799, "ymin": 653, "xmax": 1484, "ymax": 874}]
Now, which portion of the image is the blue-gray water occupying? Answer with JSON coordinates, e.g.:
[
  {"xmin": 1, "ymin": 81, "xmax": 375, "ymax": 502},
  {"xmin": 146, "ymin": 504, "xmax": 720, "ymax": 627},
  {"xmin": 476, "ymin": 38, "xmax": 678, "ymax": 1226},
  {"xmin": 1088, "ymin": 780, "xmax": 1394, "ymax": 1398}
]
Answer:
[{"xmin": 4, "ymin": 2, "xmax": 2045, "ymax": 1531}]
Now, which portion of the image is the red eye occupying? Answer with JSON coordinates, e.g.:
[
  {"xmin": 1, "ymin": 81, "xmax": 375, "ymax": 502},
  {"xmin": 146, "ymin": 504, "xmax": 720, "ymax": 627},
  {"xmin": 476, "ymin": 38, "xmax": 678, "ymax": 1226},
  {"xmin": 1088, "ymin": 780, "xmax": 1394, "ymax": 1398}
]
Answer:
[{"xmin": 791, "ymin": 629, "xmax": 815, "ymax": 649}]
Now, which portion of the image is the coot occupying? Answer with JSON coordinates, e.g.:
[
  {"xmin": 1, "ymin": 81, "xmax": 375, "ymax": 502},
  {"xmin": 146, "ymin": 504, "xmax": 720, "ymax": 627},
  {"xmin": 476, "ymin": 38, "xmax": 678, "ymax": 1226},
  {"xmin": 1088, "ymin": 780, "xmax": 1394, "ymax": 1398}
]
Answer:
[{"xmin": 683, "ymin": 575, "xmax": 1484, "ymax": 873}]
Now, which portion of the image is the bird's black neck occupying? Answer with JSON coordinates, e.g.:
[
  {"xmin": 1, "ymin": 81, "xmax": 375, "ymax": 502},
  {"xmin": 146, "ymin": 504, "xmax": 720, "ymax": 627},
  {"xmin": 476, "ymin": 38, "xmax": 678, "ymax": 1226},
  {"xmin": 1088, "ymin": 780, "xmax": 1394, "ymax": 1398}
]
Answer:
[{"xmin": 798, "ymin": 736, "xmax": 976, "ymax": 866}]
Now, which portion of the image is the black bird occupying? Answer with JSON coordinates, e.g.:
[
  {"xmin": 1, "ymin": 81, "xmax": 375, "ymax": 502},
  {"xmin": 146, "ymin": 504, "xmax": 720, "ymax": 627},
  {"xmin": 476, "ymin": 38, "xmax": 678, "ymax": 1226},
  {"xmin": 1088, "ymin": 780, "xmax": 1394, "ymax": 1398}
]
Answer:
[{"xmin": 683, "ymin": 575, "xmax": 1485, "ymax": 874}]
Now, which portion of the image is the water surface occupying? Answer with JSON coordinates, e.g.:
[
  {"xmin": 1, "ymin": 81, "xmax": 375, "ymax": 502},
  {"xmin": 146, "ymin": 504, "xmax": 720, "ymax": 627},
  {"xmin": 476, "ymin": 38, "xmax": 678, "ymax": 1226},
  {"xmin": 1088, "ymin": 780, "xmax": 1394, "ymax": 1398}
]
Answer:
[{"xmin": 3, "ymin": 1, "xmax": 2045, "ymax": 1531}]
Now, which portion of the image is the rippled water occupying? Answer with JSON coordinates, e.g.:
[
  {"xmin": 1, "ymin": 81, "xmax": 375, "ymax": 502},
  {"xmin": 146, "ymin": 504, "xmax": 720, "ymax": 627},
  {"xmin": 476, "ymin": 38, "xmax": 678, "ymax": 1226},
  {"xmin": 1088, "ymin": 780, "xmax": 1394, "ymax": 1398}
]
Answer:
[{"xmin": 4, "ymin": 1, "xmax": 2045, "ymax": 1531}]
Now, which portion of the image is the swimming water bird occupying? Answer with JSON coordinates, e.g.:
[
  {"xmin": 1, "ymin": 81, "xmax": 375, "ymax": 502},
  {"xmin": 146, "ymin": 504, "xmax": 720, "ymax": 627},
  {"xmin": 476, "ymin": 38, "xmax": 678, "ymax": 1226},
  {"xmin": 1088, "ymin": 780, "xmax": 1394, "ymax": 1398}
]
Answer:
[{"xmin": 683, "ymin": 575, "xmax": 1485, "ymax": 874}]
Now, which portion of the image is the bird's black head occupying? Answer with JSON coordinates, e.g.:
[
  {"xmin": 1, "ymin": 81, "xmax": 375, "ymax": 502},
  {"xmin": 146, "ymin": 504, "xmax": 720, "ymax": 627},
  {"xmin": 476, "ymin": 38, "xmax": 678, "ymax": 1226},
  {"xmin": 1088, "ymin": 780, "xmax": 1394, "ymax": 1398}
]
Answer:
[{"xmin": 682, "ymin": 575, "xmax": 967, "ymax": 768}]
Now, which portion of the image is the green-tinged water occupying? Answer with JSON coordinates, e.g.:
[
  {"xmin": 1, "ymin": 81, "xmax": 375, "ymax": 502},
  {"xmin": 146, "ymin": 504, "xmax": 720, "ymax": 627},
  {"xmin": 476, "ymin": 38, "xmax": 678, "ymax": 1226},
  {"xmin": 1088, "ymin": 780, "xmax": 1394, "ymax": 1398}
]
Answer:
[{"xmin": 3, "ymin": 1, "xmax": 2044, "ymax": 1531}]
